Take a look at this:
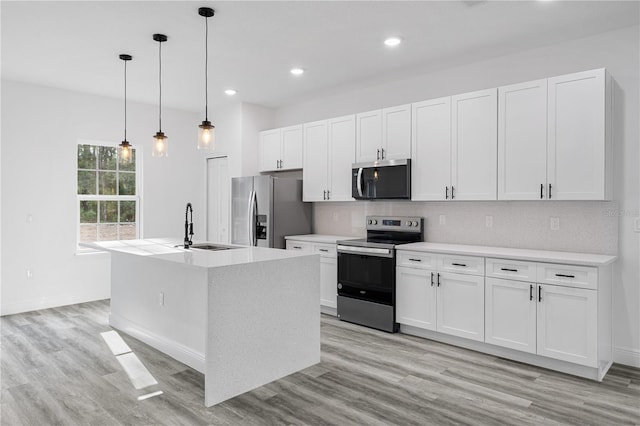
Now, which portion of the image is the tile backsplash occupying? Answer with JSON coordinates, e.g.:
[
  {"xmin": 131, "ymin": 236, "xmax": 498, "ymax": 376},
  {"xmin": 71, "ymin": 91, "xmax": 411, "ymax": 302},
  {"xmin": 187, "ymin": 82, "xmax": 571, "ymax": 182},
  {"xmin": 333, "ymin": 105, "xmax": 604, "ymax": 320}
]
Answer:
[{"xmin": 313, "ymin": 200, "xmax": 619, "ymax": 255}]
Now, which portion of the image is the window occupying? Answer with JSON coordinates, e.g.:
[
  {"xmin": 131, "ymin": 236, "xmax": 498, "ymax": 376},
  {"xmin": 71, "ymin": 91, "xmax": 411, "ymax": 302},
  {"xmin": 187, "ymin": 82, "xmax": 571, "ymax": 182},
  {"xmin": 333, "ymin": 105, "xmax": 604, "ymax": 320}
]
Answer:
[{"xmin": 77, "ymin": 143, "xmax": 139, "ymax": 243}]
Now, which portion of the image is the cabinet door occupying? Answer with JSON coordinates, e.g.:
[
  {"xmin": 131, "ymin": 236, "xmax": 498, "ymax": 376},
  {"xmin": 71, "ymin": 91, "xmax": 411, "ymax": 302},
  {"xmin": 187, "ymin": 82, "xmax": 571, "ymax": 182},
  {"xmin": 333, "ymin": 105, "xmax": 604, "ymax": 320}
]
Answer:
[
  {"xmin": 498, "ymin": 80, "xmax": 548, "ymax": 200},
  {"xmin": 355, "ymin": 110, "xmax": 382, "ymax": 162},
  {"xmin": 485, "ymin": 278, "xmax": 536, "ymax": 354},
  {"xmin": 436, "ymin": 272, "xmax": 485, "ymax": 341},
  {"xmin": 259, "ymin": 129, "xmax": 282, "ymax": 172},
  {"xmin": 328, "ymin": 115, "xmax": 356, "ymax": 201},
  {"xmin": 396, "ymin": 267, "xmax": 436, "ymax": 330},
  {"xmin": 302, "ymin": 121, "xmax": 329, "ymax": 202},
  {"xmin": 320, "ymin": 256, "xmax": 337, "ymax": 309},
  {"xmin": 411, "ymin": 97, "xmax": 451, "ymax": 201},
  {"xmin": 382, "ymin": 104, "xmax": 411, "ymax": 160},
  {"xmin": 280, "ymin": 125, "xmax": 303, "ymax": 170},
  {"xmin": 451, "ymin": 89, "xmax": 498, "ymax": 200},
  {"xmin": 547, "ymin": 69, "xmax": 608, "ymax": 200},
  {"xmin": 536, "ymin": 284, "xmax": 597, "ymax": 367}
]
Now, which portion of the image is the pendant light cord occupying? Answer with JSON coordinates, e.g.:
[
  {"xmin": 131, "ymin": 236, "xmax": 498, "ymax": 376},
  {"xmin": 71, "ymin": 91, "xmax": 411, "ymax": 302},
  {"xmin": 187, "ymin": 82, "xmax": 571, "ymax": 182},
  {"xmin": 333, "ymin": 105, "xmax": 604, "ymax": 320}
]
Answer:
[
  {"xmin": 124, "ymin": 59, "xmax": 127, "ymax": 141},
  {"xmin": 158, "ymin": 39, "xmax": 162, "ymax": 132},
  {"xmin": 204, "ymin": 15, "xmax": 209, "ymax": 121}
]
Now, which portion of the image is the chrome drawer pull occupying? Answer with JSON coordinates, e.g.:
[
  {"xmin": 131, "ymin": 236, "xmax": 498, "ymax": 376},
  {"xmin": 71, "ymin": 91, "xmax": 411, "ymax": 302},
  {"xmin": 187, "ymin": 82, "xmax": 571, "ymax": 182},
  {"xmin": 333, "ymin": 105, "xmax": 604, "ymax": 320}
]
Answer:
[
  {"xmin": 319, "ymin": 249, "xmax": 329, "ymax": 252},
  {"xmin": 501, "ymin": 268, "xmax": 518, "ymax": 272},
  {"xmin": 451, "ymin": 263, "xmax": 467, "ymax": 267},
  {"xmin": 408, "ymin": 258, "xmax": 422, "ymax": 262}
]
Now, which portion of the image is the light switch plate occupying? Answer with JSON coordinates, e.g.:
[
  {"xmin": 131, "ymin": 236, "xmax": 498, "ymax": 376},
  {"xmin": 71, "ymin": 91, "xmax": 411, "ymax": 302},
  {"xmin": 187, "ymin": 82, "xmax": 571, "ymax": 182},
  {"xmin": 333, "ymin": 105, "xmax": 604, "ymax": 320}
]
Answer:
[
  {"xmin": 439, "ymin": 215, "xmax": 446, "ymax": 225},
  {"xmin": 550, "ymin": 217, "xmax": 560, "ymax": 231},
  {"xmin": 485, "ymin": 215, "xmax": 493, "ymax": 228}
]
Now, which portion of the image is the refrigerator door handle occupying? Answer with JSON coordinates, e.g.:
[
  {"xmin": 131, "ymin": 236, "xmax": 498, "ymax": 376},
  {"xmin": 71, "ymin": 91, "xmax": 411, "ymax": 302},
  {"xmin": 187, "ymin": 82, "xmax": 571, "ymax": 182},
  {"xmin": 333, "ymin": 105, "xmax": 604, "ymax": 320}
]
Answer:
[
  {"xmin": 357, "ymin": 168, "xmax": 363, "ymax": 197},
  {"xmin": 246, "ymin": 190, "xmax": 254, "ymax": 246},
  {"xmin": 251, "ymin": 190, "xmax": 258, "ymax": 246}
]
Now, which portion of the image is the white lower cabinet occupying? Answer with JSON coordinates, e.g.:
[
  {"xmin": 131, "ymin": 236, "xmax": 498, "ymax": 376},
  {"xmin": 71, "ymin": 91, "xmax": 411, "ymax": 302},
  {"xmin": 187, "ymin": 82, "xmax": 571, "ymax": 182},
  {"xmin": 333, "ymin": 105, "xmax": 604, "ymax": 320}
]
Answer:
[
  {"xmin": 397, "ymin": 248, "xmax": 612, "ymax": 380},
  {"xmin": 396, "ymin": 256, "xmax": 485, "ymax": 342},
  {"xmin": 286, "ymin": 238, "xmax": 340, "ymax": 314},
  {"xmin": 437, "ymin": 272, "xmax": 485, "ymax": 342},
  {"xmin": 485, "ymin": 278, "xmax": 537, "ymax": 354},
  {"xmin": 396, "ymin": 267, "xmax": 436, "ymax": 330},
  {"xmin": 537, "ymin": 284, "xmax": 597, "ymax": 367}
]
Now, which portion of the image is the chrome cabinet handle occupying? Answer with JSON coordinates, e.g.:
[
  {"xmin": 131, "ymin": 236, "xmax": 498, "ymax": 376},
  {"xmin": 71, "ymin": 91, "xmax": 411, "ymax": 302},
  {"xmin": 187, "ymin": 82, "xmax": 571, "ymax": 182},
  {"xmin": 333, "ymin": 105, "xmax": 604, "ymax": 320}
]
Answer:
[
  {"xmin": 437, "ymin": 273, "xmax": 441, "ymax": 287},
  {"xmin": 540, "ymin": 183, "xmax": 544, "ymax": 199},
  {"xmin": 445, "ymin": 186, "xmax": 449, "ymax": 200},
  {"xmin": 501, "ymin": 268, "xmax": 518, "ymax": 272},
  {"xmin": 323, "ymin": 190, "xmax": 327, "ymax": 200},
  {"xmin": 430, "ymin": 272, "xmax": 434, "ymax": 286},
  {"xmin": 451, "ymin": 186, "xmax": 455, "ymax": 199},
  {"xmin": 555, "ymin": 273, "xmax": 575, "ymax": 278},
  {"xmin": 451, "ymin": 263, "xmax": 467, "ymax": 267},
  {"xmin": 326, "ymin": 190, "xmax": 330, "ymax": 200},
  {"xmin": 538, "ymin": 286, "xmax": 542, "ymax": 302},
  {"xmin": 376, "ymin": 149, "xmax": 380, "ymax": 160},
  {"xmin": 549, "ymin": 183, "xmax": 552, "ymax": 199},
  {"xmin": 529, "ymin": 284, "xmax": 533, "ymax": 301},
  {"xmin": 381, "ymin": 148, "xmax": 385, "ymax": 159}
]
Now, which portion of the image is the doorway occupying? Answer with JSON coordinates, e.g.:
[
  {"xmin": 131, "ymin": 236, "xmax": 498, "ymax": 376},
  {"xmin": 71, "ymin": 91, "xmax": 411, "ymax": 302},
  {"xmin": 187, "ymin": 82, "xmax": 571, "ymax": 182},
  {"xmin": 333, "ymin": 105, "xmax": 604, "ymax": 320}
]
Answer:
[{"xmin": 206, "ymin": 156, "xmax": 230, "ymax": 243}]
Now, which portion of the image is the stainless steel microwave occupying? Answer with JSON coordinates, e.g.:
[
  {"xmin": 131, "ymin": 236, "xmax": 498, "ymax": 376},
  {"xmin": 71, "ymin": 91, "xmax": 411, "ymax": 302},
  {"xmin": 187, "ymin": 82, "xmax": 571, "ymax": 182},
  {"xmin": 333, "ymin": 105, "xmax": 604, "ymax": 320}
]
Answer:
[{"xmin": 352, "ymin": 159, "xmax": 411, "ymax": 200}]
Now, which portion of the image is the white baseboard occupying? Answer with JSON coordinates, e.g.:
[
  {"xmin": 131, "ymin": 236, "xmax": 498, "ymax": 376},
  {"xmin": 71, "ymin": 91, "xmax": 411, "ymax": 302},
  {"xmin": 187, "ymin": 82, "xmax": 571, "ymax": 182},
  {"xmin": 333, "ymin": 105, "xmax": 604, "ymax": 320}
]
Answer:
[
  {"xmin": 613, "ymin": 347, "xmax": 640, "ymax": 368},
  {"xmin": 109, "ymin": 313, "xmax": 205, "ymax": 374},
  {"xmin": 0, "ymin": 292, "xmax": 110, "ymax": 316}
]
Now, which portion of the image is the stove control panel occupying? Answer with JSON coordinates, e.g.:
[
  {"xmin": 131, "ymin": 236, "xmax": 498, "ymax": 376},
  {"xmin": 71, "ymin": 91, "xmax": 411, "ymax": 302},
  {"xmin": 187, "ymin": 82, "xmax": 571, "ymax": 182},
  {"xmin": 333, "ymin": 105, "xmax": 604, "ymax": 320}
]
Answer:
[{"xmin": 366, "ymin": 216, "xmax": 423, "ymax": 232}]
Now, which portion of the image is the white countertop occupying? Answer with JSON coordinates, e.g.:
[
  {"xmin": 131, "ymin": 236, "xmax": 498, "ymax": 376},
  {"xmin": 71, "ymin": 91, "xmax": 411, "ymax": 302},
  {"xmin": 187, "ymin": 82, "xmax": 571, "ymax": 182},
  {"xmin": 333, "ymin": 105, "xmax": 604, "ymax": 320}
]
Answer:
[
  {"xmin": 285, "ymin": 234, "xmax": 360, "ymax": 244},
  {"xmin": 398, "ymin": 242, "xmax": 616, "ymax": 266},
  {"xmin": 80, "ymin": 239, "xmax": 316, "ymax": 269}
]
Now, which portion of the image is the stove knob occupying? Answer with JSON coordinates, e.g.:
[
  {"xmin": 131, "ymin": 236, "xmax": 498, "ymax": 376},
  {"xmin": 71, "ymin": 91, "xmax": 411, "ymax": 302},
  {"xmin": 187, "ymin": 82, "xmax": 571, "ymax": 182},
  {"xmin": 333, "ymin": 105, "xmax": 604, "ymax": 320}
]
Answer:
[
  {"xmin": 406, "ymin": 221, "xmax": 411, "ymax": 226},
  {"xmin": 372, "ymin": 219, "xmax": 378, "ymax": 225},
  {"xmin": 368, "ymin": 219, "xmax": 373, "ymax": 225},
  {"xmin": 412, "ymin": 221, "xmax": 419, "ymax": 227}
]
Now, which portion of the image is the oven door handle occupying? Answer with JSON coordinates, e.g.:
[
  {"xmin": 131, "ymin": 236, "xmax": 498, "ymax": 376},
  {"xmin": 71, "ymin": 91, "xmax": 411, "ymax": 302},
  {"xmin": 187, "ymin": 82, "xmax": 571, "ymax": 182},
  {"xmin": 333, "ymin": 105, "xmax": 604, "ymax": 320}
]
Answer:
[
  {"xmin": 356, "ymin": 168, "xmax": 364, "ymax": 198},
  {"xmin": 337, "ymin": 245, "xmax": 393, "ymax": 258}
]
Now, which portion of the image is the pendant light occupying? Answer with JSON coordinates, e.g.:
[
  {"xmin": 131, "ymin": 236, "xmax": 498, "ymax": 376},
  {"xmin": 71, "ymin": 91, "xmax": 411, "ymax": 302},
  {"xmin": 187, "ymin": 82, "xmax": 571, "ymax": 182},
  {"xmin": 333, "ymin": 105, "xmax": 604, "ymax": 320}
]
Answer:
[
  {"xmin": 197, "ymin": 7, "xmax": 215, "ymax": 150},
  {"xmin": 118, "ymin": 54, "xmax": 133, "ymax": 164},
  {"xmin": 152, "ymin": 33, "xmax": 168, "ymax": 157}
]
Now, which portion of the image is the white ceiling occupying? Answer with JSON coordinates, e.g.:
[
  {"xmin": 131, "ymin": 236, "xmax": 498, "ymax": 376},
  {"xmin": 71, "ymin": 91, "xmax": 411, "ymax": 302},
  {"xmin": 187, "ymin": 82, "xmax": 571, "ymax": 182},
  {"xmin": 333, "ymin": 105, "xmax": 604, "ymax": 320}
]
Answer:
[{"xmin": 2, "ymin": 1, "xmax": 638, "ymax": 112}]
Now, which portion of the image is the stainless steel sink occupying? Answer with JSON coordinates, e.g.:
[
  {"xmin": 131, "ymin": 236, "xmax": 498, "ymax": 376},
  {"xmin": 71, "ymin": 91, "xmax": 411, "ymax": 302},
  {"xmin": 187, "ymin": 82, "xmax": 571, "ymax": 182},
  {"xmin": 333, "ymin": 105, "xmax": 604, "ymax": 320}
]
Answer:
[{"xmin": 190, "ymin": 243, "xmax": 238, "ymax": 251}]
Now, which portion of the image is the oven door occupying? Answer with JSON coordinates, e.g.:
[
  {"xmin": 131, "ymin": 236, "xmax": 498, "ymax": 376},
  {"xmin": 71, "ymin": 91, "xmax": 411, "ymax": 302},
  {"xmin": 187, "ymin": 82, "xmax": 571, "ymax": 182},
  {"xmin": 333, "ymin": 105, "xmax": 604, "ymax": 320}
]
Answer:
[{"xmin": 336, "ymin": 245, "xmax": 395, "ymax": 305}]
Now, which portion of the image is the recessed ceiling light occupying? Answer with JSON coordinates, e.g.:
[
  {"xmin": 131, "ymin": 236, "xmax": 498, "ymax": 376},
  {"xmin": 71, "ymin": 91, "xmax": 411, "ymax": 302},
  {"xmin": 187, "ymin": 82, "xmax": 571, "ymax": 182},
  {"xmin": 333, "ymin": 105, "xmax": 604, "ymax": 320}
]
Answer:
[
  {"xmin": 290, "ymin": 68, "xmax": 305, "ymax": 76},
  {"xmin": 224, "ymin": 89, "xmax": 237, "ymax": 96},
  {"xmin": 384, "ymin": 37, "xmax": 402, "ymax": 47}
]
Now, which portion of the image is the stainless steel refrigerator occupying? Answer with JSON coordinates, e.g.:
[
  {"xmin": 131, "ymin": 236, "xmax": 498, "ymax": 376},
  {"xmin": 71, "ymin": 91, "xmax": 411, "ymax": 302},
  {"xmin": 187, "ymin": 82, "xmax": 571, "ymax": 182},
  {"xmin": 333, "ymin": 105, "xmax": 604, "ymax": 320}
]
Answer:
[{"xmin": 231, "ymin": 176, "xmax": 312, "ymax": 248}]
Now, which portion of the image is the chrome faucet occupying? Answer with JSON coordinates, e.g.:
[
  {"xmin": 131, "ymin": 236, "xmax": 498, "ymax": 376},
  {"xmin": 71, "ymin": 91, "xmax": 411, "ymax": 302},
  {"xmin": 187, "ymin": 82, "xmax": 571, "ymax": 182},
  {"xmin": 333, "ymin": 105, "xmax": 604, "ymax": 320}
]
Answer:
[{"xmin": 184, "ymin": 203, "xmax": 194, "ymax": 249}]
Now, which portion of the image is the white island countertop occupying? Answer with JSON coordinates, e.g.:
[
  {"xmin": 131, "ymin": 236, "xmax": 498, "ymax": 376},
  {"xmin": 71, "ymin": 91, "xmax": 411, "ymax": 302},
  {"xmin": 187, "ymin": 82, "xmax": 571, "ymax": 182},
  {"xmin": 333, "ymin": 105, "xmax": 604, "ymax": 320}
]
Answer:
[
  {"xmin": 398, "ymin": 242, "xmax": 616, "ymax": 266},
  {"xmin": 284, "ymin": 234, "xmax": 360, "ymax": 244},
  {"xmin": 81, "ymin": 238, "xmax": 315, "ymax": 269}
]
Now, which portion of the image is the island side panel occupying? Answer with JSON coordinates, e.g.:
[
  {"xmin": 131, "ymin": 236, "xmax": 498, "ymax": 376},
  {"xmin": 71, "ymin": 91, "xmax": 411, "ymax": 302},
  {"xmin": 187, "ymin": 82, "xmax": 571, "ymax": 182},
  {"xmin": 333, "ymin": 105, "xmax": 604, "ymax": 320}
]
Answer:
[
  {"xmin": 205, "ymin": 255, "xmax": 320, "ymax": 407},
  {"xmin": 109, "ymin": 252, "xmax": 208, "ymax": 373}
]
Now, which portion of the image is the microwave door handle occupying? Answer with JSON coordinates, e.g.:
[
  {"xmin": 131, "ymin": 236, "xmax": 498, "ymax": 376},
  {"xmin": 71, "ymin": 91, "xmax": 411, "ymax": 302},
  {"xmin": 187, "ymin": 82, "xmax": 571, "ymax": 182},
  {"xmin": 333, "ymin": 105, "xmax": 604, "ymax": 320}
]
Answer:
[{"xmin": 357, "ymin": 168, "xmax": 364, "ymax": 197}]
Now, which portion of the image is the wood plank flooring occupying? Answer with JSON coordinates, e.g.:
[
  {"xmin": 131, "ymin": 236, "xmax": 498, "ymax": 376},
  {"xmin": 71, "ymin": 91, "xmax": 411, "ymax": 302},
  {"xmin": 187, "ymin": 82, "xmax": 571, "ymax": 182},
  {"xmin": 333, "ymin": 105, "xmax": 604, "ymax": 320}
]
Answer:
[{"xmin": 1, "ymin": 299, "xmax": 639, "ymax": 425}]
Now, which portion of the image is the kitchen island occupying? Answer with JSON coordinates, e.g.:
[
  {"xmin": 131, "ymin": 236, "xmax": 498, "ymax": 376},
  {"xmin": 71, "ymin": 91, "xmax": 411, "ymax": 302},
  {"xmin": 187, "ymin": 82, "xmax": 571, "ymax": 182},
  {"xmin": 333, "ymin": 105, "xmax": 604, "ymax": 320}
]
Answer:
[{"xmin": 82, "ymin": 238, "xmax": 320, "ymax": 407}]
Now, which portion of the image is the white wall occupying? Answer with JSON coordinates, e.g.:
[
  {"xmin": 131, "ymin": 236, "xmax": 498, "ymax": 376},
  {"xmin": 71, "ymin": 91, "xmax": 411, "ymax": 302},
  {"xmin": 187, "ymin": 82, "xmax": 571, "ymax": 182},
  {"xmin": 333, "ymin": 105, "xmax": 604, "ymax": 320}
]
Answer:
[
  {"xmin": 276, "ymin": 25, "xmax": 640, "ymax": 366},
  {"xmin": 0, "ymin": 80, "xmax": 209, "ymax": 315}
]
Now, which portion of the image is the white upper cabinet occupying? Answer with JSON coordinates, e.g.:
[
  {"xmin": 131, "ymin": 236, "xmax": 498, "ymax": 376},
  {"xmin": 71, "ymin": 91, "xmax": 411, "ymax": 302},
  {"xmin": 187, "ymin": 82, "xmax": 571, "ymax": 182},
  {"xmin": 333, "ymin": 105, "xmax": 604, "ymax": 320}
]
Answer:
[
  {"xmin": 412, "ymin": 97, "xmax": 452, "ymax": 201},
  {"xmin": 327, "ymin": 115, "xmax": 356, "ymax": 202},
  {"xmin": 259, "ymin": 125, "xmax": 303, "ymax": 172},
  {"xmin": 302, "ymin": 121, "xmax": 329, "ymax": 202},
  {"xmin": 451, "ymin": 88, "xmax": 498, "ymax": 200},
  {"xmin": 498, "ymin": 79, "xmax": 548, "ymax": 200},
  {"xmin": 303, "ymin": 115, "xmax": 355, "ymax": 202},
  {"xmin": 547, "ymin": 69, "xmax": 611, "ymax": 200},
  {"xmin": 356, "ymin": 104, "xmax": 411, "ymax": 162}
]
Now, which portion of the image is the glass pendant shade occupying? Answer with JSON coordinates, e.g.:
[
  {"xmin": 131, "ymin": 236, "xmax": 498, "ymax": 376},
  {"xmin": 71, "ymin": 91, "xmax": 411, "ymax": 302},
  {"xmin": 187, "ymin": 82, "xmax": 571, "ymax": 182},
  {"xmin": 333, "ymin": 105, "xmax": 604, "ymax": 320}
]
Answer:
[
  {"xmin": 197, "ymin": 121, "xmax": 215, "ymax": 150},
  {"xmin": 119, "ymin": 140, "xmax": 132, "ymax": 164},
  {"xmin": 153, "ymin": 131, "xmax": 168, "ymax": 157}
]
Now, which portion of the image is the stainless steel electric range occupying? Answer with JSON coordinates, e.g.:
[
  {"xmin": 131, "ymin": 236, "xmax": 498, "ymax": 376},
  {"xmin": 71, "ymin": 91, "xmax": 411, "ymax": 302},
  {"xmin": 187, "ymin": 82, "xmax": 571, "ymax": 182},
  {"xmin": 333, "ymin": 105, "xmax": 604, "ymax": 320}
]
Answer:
[{"xmin": 336, "ymin": 216, "xmax": 424, "ymax": 333}]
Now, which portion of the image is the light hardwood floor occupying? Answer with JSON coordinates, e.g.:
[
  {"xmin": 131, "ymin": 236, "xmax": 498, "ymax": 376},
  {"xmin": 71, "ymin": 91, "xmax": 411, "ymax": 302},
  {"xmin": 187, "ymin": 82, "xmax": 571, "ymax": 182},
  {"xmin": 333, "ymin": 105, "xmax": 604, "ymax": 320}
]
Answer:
[{"xmin": 1, "ymin": 300, "xmax": 639, "ymax": 425}]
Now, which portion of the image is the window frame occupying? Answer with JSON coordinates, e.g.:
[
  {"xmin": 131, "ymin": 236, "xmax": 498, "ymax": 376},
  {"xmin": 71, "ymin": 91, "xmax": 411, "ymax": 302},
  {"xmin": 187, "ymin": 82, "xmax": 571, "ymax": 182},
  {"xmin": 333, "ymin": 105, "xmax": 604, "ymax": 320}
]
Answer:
[{"xmin": 76, "ymin": 139, "xmax": 142, "ymax": 249}]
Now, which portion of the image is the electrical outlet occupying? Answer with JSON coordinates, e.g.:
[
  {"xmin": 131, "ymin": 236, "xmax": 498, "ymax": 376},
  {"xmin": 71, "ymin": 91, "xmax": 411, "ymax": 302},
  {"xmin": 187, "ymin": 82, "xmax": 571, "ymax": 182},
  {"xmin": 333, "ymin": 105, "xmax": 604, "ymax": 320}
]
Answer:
[
  {"xmin": 550, "ymin": 217, "xmax": 560, "ymax": 231},
  {"xmin": 26, "ymin": 269, "xmax": 33, "ymax": 279},
  {"xmin": 485, "ymin": 215, "xmax": 493, "ymax": 228},
  {"xmin": 158, "ymin": 292, "xmax": 165, "ymax": 307},
  {"xmin": 635, "ymin": 217, "xmax": 640, "ymax": 233},
  {"xmin": 439, "ymin": 215, "xmax": 446, "ymax": 225}
]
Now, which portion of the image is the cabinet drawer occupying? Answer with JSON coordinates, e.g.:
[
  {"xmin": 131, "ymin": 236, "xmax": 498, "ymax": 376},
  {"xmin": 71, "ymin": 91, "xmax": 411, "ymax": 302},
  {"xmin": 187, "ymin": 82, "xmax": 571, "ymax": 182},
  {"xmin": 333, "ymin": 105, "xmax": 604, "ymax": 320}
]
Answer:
[
  {"xmin": 438, "ymin": 254, "xmax": 485, "ymax": 276},
  {"xmin": 285, "ymin": 240, "xmax": 312, "ymax": 253},
  {"xmin": 486, "ymin": 258, "xmax": 537, "ymax": 282},
  {"xmin": 397, "ymin": 251, "xmax": 438, "ymax": 269},
  {"xmin": 313, "ymin": 243, "xmax": 336, "ymax": 258},
  {"xmin": 537, "ymin": 263, "xmax": 597, "ymax": 290}
]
